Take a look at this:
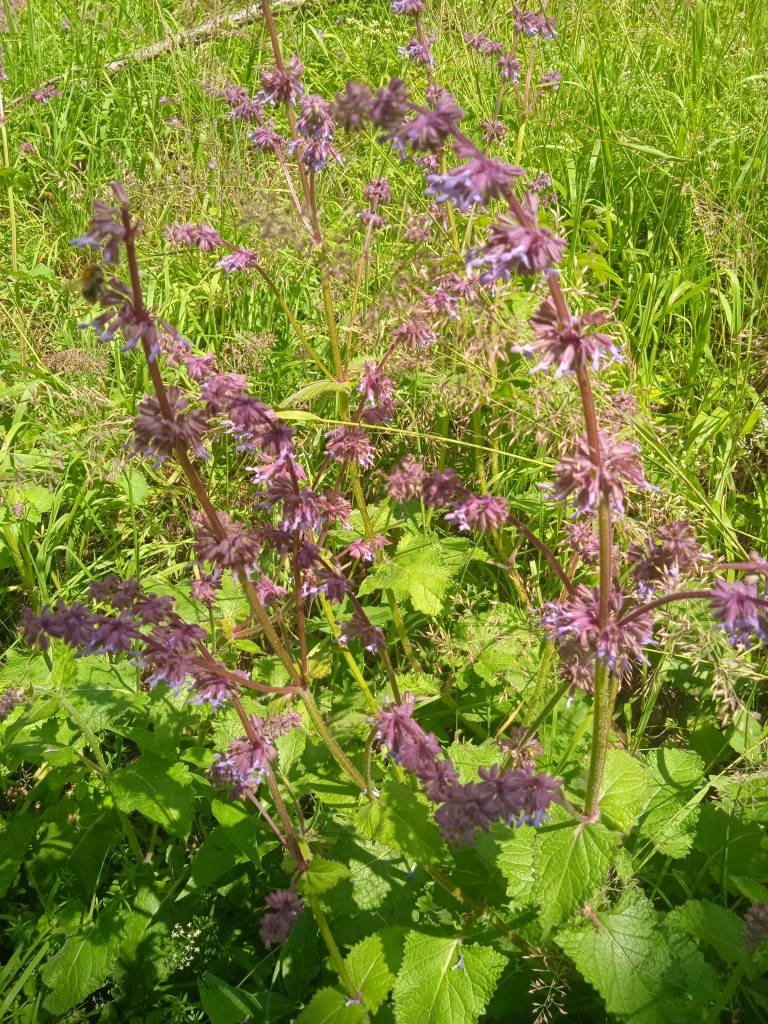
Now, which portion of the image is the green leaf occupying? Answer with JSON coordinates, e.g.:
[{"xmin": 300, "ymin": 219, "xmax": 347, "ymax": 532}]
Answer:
[
  {"xmin": 0, "ymin": 812, "xmax": 37, "ymax": 898},
  {"xmin": 367, "ymin": 782, "xmax": 444, "ymax": 864},
  {"xmin": 298, "ymin": 858, "xmax": 352, "ymax": 896},
  {"xmin": 599, "ymin": 749, "xmax": 650, "ymax": 831},
  {"xmin": 447, "ymin": 741, "xmax": 501, "ymax": 783},
  {"xmin": 638, "ymin": 749, "xmax": 704, "ymax": 858},
  {"xmin": 491, "ymin": 824, "xmax": 536, "ymax": 907},
  {"xmin": 344, "ymin": 933, "xmax": 397, "ymax": 1011},
  {"xmin": 295, "ymin": 987, "xmax": 367, "ymax": 1024},
  {"xmin": 358, "ymin": 532, "xmax": 458, "ymax": 616},
  {"xmin": 115, "ymin": 467, "xmax": 150, "ymax": 507},
  {"xmin": 392, "ymin": 933, "xmax": 506, "ymax": 1024},
  {"xmin": 557, "ymin": 890, "xmax": 717, "ymax": 1024},
  {"xmin": 667, "ymin": 899, "xmax": 747, "ymax": 964},
  {"xmin": 211, "ymin": 796, "xmax": 266, "ymax": 866},
  {"xmin": 198, "ymin": 972, "xmax": 265, "ymax": 1024},
  {"xmin": 190, "ymin": 827, "xmax": 247, "ymax": 890},
  {"xmin": 533, "ymin": 810, "xmax": 616, "ymax": 932},
  {"xmin": 109, "ymin": 752, "xmax": 195, "ymax": 837},
  {"xmin": 40, "ymin": 906, "xmax": 124, "ymax": 1014}
]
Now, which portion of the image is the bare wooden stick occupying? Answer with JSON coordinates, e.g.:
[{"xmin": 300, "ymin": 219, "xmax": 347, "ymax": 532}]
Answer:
[{"xmin": 9, "ymin": 0, "xmax": 310, "ymax": 110}]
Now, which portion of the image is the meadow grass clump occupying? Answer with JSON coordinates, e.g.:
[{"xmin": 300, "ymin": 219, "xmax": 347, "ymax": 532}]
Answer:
[{"xmin": 1, "ymin": 1, "xmax": 768, "ymax": 1022}]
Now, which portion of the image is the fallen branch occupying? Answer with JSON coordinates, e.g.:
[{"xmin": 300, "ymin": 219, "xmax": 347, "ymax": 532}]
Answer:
[{"xmin": 9, "ymin": 0, "xmax": 310, "ymax": 110}]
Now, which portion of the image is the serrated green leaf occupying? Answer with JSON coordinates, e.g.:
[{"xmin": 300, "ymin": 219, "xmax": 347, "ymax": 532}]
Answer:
[
  {"xmin": 392, "ymin": 933, "xmax": 505, "ymax": 1024},
  {"xmin": 345, "ymin": 933, "xmax": 396, "ymax": 1011},
  {"xmin": 599, "ymin": 749, "xmax": 650, "ymax": 831},
  {"xmin": 557, "ymin": 890, "xmax": 717, "ymax": 1024},
  {"xmin": 358, "ymin": 534, "xmax": 452, "ymax": 616},
  {"xmin": 372, "ymin": 782, "xmax": 444, "ymax": 864},
  {"xmin": 491, "ymin": 824, "xmax": 536, "ymax": 906},
  {"xmin": 211, "ymin": 796, "xmax": 265, "ymax": 866},
  {"xmin": 447, "ymin": 741, "xmax": 501, "ymax": 783},
  {"xmin": 667, "ymin": 899, "xmax": 747, "ymax": 964},
  {"xmin": 299, "ymin": 858, "xmax": 351, "ymax": 896},
  {"xmin": 638, "ymin": 749, "xmax": 704, "ymax": 858},
  {"xmin": 109, "ymin": 752, "xmax": 195, "ymax": 837},
  {"xmin": 295, "ymin": 987, "xmax": 368, "ymax": 1024},
  {"xmin": 198, "ymin": 972, "xmax": 265, "ymax": 1024},
  {"xmin": 0, "ymin": 812, "xmax": 37, "ymax": 898},
  {"xmin": 533, "ymin": 810, "xmax": 616, "ymax": 932},
  {"xmin": 40, "ymin": 906, "xmax": 123, "ymax": 1014}
]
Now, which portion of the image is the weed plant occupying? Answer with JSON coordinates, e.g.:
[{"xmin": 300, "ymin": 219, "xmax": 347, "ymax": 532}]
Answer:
[{"xmin": 1, "ymin": 1, "xmax": 768, "ymax": 1023}]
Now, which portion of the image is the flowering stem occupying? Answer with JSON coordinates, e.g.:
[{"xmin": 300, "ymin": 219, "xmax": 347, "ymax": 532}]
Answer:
[
  {"xmin": 583, "ymin": 660, "xmax": 610, "ymax": 817},
  {"xmin": 319, "ymin": 594, "xmax": 379, "ymax": 714},
  {"xmin": 255, "ymin": 265, "xmax": 335, "ymax": 379},
  {"xmin": 506, "ymin": 514, "xmax": 575, "ymax": 595},
  {"xmin": 243, "ymin": 788, "xmax": 289, "ymax": 850},
  {"xmin": 523, "ymin": 641, "xmax": 556, "ymax": 726},
  {"xmin": 299, "ymin": 686, "xmax": 366, "ymax": 790},
  {"xmin": 306, "ymin": 892, "xmax": 359, "ymax": 998},
  {"xmin": 425, "ymin": 866, "xmax": 535, "ymax": 954},
  {"xmin": 617, "ymin": 589, "xmax": 712, "ymax": 627}
]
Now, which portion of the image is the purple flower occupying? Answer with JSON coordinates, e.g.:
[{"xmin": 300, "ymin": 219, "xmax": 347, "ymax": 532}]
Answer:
[
  {"xmin": 187, "ymin": 664, "xmax": 242, "ymax": 708},
  {"xmin": 359, "ymin": 362, "xmax": 396, "ymax": 406},
  {"xmin": 31, "ymin": 86, "xmax": 61, "ymax": 104},
  {"xmin": 227, "ymin": 93, "xmax": 264, "ymax": 122},
  {"xmin": 375, "ymin": 695, "xmax": 441, "ymax": 772},
  {"xmin": 709, "ymin": 580, "xmax": 768, "ymax": 648},
  {"xmin": 369, "ymin": 77, "xmax": 411, "ymax": 131},
  {"xmin": 468, "ymin": 193, "xmax": 567, "ymax": 281},
  {"xmin": 191, "ymin": 573, "xmax": 221, "ymax": 606},
  {"xmin": 254, "ymin": 574, "xmax": 288, "ymax": 606},
  {"xmin": 542, "ymin": 585, "xmax": 653, "ymax": 680},
  {"xmin": 316, "ymin": 491, "xmax": 352, "ymax": 527},
  {"xmin": 163, "ymin": 222, "xmax": 224, "ymax": 252},
  {"xmin": 465, "ymin": 33, "xmax": 504, "ymax": 55},
  {"xmin": 0, "ymin": 688, "xmax": 22, "ymax": 723},
  {"xmin": 446, "ymin": 493, "xmax": 509, "ymax": 532},
  {"xmin": 248, "ymin": 122, "xmax": 285, "ymax": 151},
  {"xmin": 563, "ymin": 519, "xmax": 600, "ymax": 564},
  {"xmin": 337, "ymin": 611, "xmax": 386, "ymax": 652},
  {"xmin": 296, "ymin": 93, "xmax": 334, "ymax": 139},
  {"xmin": 265, "ymin": 709, "xmax": 302, "ymax": 737},
  {"xmin": 315, "ymin": 567, "xmax": 353, "ymax": 603},
  {"xmin": 133, "ymin": 387, "xmax": 210, "ymax": 464},
  {"xmin": 201, "ymin": 372, "xmax": 248, "ymax": 414},
  {"xmin": 629, "ymin": 520, "xmax": 702, "ymax": 591},
  {"xmin": 216, "ymin": 247, "xmax": 260, "ymax": 273},
  {"xmin": 421, "ymin": 290, "xmax": 459, "ymax": 318},
  {"xmin": 216, "ymin": 720, "xmax": 278, "ymax": 784},
  {"xmin": 342, "ymin": 535, "xmax": 388, "ymax": 562},
  {"xmin": 387, "ymin": 457, "xmax": 426, "ymax": 500},
  {"xmin": 365, "ymin": 177, "xmax": 392, "ymax": 205},
  {"xmin": 325, "ymin": 425, "xmax": 375, "ymax": 468},
  {"xmin": 194, "ymin": 512, "xmax": 262, "ymax": 575},
  {"xmin": 223, "ymin": 395, "xmax": 292, "ymax": 456},
  {"xmin": 539, "ymin": 70, "xmax": 562, "ymax": 89},
  {"xmin": 20, "ymin": 602, "xmax": 98, "ymax": 651},
  {"xmin": 497, "ymin": 53, "xmax": 522, "ymax": 83},
  {"xmin": 71, "ymin": 192, "xmax": 129, "ymax": 264},
  {"xmin": 391, "ymin": 103, "xmax": 465, "ymax": 156},
  {"xmin": 517, "ymin": 298, "xmax": 619, "ymax": 376},
  {"xmin": 260, "ymin": 56, "xmax": 304, "ymax": 106},
  {"xmin": 333, "ymin": 81, "xmax": 373, "ymax": 132},
  {"xmin": 279, "ymin": 488, "xmax": 323, "ymax": 533},
  {"xmin": 426, "ymin": 146, "xmax": 525, "ymax": 212},
  {"xmin": 392, "ymin": 0, "xmax": 424, "ymax": 13},
  {"xmin": 547, "ymin": 431, "xmax": 653, "ymax": 515},
  {"xmin": 20, "ymin": 141, "xmax": 37, "ymax": 154},
  {"xmin": 292, "ymin": 137, "xmax": 342, "ymax": 173},
  {"xmin": 393, "ymin": 318, "xmax": 436, "ymax": 349},
  {"xmin": 743, "ymin": 903, "xmax": 768, "ymax": 950},
  {"xmin": 398, "ymin": 37, "xmax": 434, "ymax": 67},
  {"xmin": 480, "ymin": 118, "xmax": 507, "ymax": 143},
  {"xmin": 260, "ymin": 890, "xmax": 304, "ymax": 948},
  {"xmin": 358, "ymin": 210, "xmax": 386, "ymax": 229},
  {"xmin": 422, "ymin": 468, "xmax": 462, "ymax": 507}
]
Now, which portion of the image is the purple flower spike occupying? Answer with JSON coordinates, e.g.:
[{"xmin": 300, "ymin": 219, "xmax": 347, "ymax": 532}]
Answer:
[
  {"xmin": 260, "ymin": 56, "xmax": 305, "ymax": 106},
  {"xmin": 446, "ymin": 493, "xmax": 509, "ymax": 532},
  {"xmin": 517, "ymin": 298, "xmax": 619, "ymax": 376},
  {"xmin": 337, "ymin": 611, "xmax": 386, "ymax": 652},
  {"xmin": 710, "ymin": 580, "xmax": 768, "ymax": 649},
  {"xmin": 216, "ymin": 247, "xmax": 260, "ymax": 273},
  {"xmin": 468, "ymin": 193, "xmax": 567, "ymax": 282},
  {"xmin": 392, "ymin": 0, "xmax": 424, "ymax": 13},
  {"xmin": 325, "ymin": 425, "xmax": 375, "ymax": 468},
  {"xmin": 426, "ymin": 150, "xmax": 525, "ymax": 212},
  {"xmin": 547, "ymin": 431, "xmax": 654, "ymax": 515},
  {"xmin": 260, "ymin": 890, "xmax": 304, "ymax": 948}
]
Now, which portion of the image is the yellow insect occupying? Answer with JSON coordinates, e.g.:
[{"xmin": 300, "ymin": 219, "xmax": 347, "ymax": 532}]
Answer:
[{"xmin": 78, "ymin": 265, "xmax": 106, "ymax": 302}]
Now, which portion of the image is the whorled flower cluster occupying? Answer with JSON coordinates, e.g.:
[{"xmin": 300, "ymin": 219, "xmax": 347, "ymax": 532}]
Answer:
[{"xmin": 375, "ymin": 695, "xmax": 562, "ymax": 846}]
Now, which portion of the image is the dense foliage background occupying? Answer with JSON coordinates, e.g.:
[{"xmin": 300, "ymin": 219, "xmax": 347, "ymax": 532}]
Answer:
[{"xmin": 1, "ymin": 0, "xmax": 767, "ymax": 1021}]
